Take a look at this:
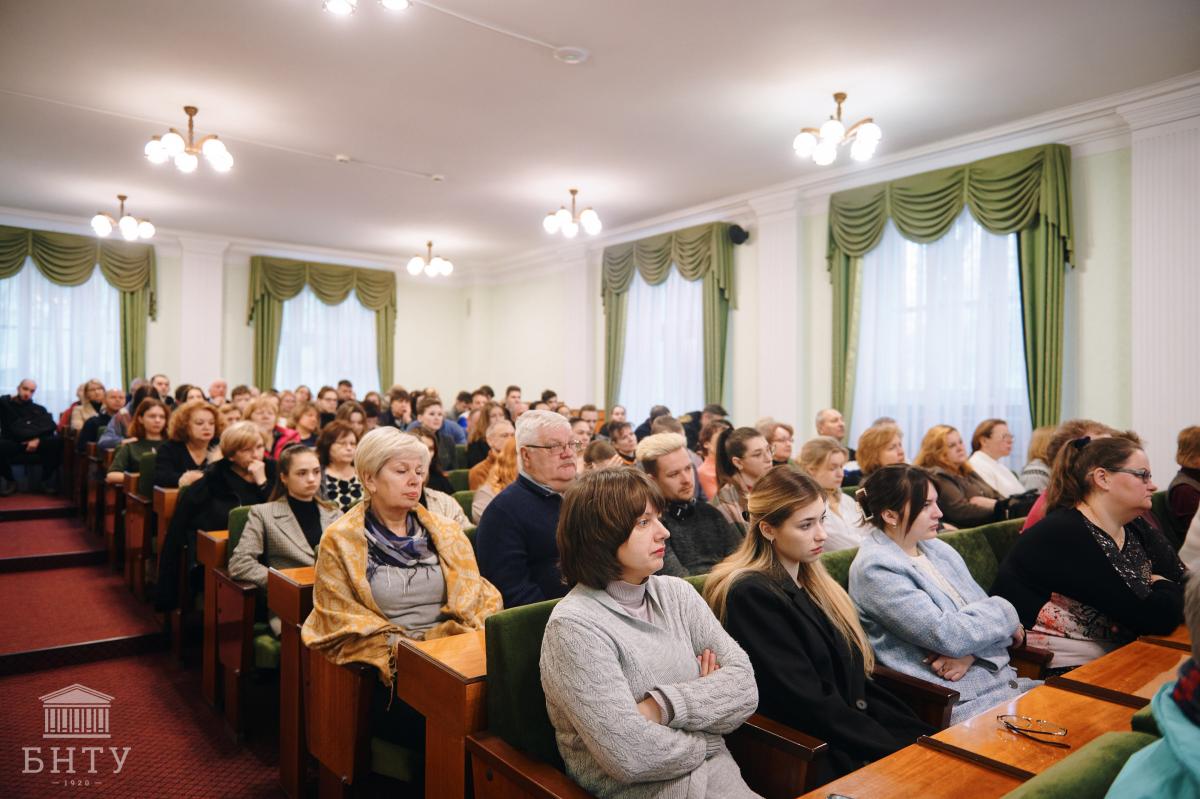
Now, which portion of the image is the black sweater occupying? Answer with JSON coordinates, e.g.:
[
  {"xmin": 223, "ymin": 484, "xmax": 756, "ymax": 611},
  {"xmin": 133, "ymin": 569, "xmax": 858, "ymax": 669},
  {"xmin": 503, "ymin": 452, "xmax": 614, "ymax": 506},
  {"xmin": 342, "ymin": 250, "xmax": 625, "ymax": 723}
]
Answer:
[
  {"xmin": 656, "ymin": 500, "xmax": 743, "ymax": 577},
  {"xmin": 153, "ymin": 440, "xmax": 216, "ymax": 488},
  {"xmin": 992, "ymin": 508, "xmax": 1185, "ymax": 636}
]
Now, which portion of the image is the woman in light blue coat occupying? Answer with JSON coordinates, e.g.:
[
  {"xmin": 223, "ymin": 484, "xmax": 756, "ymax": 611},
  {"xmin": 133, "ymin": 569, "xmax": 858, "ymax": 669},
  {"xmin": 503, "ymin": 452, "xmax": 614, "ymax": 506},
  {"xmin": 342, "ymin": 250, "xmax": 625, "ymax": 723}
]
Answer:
[{"xmin": 848, "ymin": 464, "xmax": 1038, "ymax": 723}]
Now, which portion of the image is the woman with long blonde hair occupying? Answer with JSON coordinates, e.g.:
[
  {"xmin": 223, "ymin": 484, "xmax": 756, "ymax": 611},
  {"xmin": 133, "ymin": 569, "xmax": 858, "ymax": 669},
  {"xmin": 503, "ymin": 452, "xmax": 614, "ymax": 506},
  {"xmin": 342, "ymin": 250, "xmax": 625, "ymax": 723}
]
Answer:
[
  {"xmin": 704, "ymin": 465, "xmax": 930, "ymax": 780},
  {"xmin": 798, "ymin": 436, "xmax": 869, "ymax": 551},
  {"xmin": 471, "ymin": 436, "xmax": 518, "ymax": 524}
]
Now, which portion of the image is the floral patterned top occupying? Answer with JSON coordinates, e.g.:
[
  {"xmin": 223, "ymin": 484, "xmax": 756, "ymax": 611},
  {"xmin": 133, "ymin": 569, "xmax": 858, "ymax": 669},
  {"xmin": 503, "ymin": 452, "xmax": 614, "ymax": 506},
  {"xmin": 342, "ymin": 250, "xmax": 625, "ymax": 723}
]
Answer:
[{"xmin": 323, "ymin": 473, "xmax": 363, "ymax": 514}]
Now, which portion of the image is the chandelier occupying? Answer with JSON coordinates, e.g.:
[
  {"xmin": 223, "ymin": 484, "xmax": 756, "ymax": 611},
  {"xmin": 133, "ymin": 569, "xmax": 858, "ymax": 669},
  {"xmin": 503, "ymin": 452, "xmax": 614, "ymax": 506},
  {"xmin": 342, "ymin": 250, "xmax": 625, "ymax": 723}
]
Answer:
[
  {"xmin": 91, "ymin": 195, "xmax": 155, "ymax": 241},
  {"xmin": 144, "ymin": 106, "xmax": 234, "ymax": 173},
  {"xmin": 792, "ymin": 92, "xmax": 881, "ymax": 166},
  {"xmin": 542, "ymin": 188, "xmax": 601, "ymax": 238},
  {"xmin": 323, "ymin": 0, "xmax": 410, "ymax": 15},
  {"xmin": 406, "ymin": 241, "xmax": 454, "ymax": 277}
]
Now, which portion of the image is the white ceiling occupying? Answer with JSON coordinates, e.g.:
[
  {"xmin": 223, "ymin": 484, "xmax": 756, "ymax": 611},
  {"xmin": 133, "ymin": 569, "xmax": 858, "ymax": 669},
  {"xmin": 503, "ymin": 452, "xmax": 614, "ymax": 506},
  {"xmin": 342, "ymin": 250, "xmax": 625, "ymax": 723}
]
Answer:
[{"xmin": 1, "ymin": 0, "xmax": 1198, "ymax": 275}]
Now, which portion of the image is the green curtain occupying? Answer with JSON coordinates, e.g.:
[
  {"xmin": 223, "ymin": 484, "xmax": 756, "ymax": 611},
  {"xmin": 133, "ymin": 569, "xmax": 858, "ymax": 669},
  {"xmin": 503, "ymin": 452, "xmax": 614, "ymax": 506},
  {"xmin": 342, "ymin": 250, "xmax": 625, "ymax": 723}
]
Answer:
[
  {"xmin": 826, "ymin": 143, "xmax": 1074, "ymax": 429},
  {"xmin": 247, "ymin": 256, "xmax": 396, "ymax": 390},
  {"xmin": 601, "ymin": 222, "xmax": 735, "ymax": 410},
  {"xmin": 0, "ymin": 225, "xmax": 157, "ymax": 386}
]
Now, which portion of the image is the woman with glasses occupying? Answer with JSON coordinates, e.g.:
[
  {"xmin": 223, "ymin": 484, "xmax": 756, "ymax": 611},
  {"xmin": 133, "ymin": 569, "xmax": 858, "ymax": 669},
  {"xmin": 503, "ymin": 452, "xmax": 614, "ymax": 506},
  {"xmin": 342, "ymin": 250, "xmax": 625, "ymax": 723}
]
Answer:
[
  {"xmin": 710, "ymin": 427, "xmax": 774, "ymax": 535},
  {"xmin": 993, "ymin": 432, "xmax": 1186, "ymax": 671},
  {"xmin": 757, "ymin": 419, "xmax": 796, "ymax": 467},
  {"xmin": 968, "ymin": 419, "xmax": 1027, "ymax": 497}
]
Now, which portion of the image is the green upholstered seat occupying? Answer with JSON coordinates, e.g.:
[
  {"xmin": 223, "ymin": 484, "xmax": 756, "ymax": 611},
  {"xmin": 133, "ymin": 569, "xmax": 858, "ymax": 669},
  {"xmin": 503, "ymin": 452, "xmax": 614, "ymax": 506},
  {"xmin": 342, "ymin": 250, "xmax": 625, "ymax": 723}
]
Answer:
[
  {"xmin": 684, "ymin": 574, "xmax": 707, "ymax": 592},
  {"xmin": 464, "ymin": 526, "xmax": 477, "ymax": 549},
  {"xmin": 370, "ymin": 737, "xmax": 420, "ymax": 783},
  {"xmin": 226, "ymin": 506, "xmax": 252, "ymax": 559},
  {"xmin": 940, "ymin": 528, "xmax": 1002, "ymax": 592},
  {"xmin": 841, "ymin": 486, "xmax": 859, "ymax": 498},
  {"xmin": 821, "ymin": 547, "xmax": 858, "ymax": 590},
  {"xmin": 453, "ymin": 490, "xmax": 474, "ymax": 520},
  {"xmin": 454, "ymin": 443, "xmax": 468, "ymax": 469},
  {"xmin": 1130, "ymin": 704, "xmax": 1160, "ymax": 737},
  {"xmin": 137, "ymin": 451, "xmax": 156, "ymax": 497},
  {"xmin": 252, "ymin": 622, "xmax": 281, "ymax": 669},
  {"xmin": 448, "ymin": 469, "xmax": 470, "ymax": 492},
  {"xmin": 484, "ymin": 598, "xmax": 567, "ymax": 769},
  {"xmin": 999, "ymin": 731, "xmax": 1157, "ymax": 798}
]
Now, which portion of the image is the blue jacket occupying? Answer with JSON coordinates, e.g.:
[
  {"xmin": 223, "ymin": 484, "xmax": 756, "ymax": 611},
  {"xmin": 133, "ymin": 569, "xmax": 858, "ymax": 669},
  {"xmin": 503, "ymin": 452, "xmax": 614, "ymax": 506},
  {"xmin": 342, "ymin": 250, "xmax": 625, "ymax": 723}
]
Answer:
[
  {"xmin": 475, "ymin": 474, "xmax": 568, "ymax": 608},
  {"xmin": 1106, "ymin": 671, "xmax": 1200, "ymax": 799},
  {"xmin": 848, "ymin": 530, "xmax": 1038, "ymax": 722}
]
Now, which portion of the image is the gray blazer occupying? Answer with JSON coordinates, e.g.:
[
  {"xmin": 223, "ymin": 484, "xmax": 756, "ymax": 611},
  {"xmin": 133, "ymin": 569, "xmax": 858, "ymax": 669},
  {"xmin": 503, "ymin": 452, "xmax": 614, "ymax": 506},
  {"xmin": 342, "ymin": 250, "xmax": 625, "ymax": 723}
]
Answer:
[
  {"xmin": 848, "ymin": 530, "xmax": 1038, "ymax": 723},
  {"xmin": 228, "ymin": 499, "xmax": 341, "ymax": 590}
]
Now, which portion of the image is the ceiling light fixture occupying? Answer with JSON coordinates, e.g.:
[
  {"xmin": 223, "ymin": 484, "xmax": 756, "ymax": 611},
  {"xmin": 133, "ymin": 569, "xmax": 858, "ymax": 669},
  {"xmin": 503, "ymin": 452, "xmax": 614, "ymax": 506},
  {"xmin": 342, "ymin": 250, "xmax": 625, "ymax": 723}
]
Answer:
[
  {"xmin": 144, "ymin": 106, "xmax": 234, "ymax": 173},
  {"xmin": 323, "ymin": 0, "xmax": 410, "ymax": 15},
  {"xmin": 91, "ymin": 194, "xmax": 155, "ymax": 241},
  {"xmin": 542, "ymin": 188, "xmax": 602, "ymax": 238},
  {"xmin": 792, "ymin": 92, "xmax": 881, "ymax": 166},
  {"xmin": 406, "ymin": 241, "xmax": 454, "ymax": 278}
]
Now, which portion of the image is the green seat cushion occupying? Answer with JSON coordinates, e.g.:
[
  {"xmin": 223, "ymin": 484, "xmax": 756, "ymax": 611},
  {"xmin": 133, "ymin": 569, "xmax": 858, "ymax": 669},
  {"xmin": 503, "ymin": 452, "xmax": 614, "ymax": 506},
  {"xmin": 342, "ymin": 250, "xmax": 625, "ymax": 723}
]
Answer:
[
  {"xmin": 821, "ymin": 547, "xmax": 858, "ymax": 590},
  {"xmin": 684, "ymin": 574, "xmax": 707, "ymax": 593},
  {"xmin": 453, "ymin": 490, "xmax": 474, "ymax": 520},
  {"xmin": 464, "ymin": 526, "xmax": 477, "ymax": 549},
  {"xmin": 454, "ymin": 443, "xmax": 468, "ymax": 468},
  {"xmin": 1000, "ymin": 731, "xmax": 1158, "ymax": 799},
  {"xmin": 137, "ymin": 451, "xmax": 156, "ymax": 497},
  {"xmin": 1130, "ymin": 704, "xmax": 1160, "ymax": 737},
  {"xmin": 226, "ymin": 506, "xmax": 252, "ymax": 561},
  {"xmin": 939, "ymin": 527, "xmax": 1000, "ymax": 591},
  {"xmin": 974, "ymin": 517, "xmax": 1024, "ymax": 564},
  {"xmin": 370, "ymin": 736, "xmax": 420, "ymax": 782},
  {"xmin": 841, "ymin": 486, "xmax": 859, "ymax": 498},
  {"xmin": 253, "ymin": 627, "xmax": 281, "ymax": 670},
  {"xmin": 448, "ymin": 469, "xmax": 470, "ymax": 492},
  {"xmin": 484, "ymin": 598, "xmax": 565, "ymax": 769}
]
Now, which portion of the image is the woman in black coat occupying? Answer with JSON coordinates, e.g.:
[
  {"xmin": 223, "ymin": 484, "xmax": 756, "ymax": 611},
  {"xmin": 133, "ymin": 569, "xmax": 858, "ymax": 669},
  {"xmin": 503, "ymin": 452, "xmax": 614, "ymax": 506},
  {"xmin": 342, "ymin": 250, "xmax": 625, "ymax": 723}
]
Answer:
[
  {"xmin": 155, "ymin": 422, "xmax": 275, "ymax": 612},
  {"xmin": 704, "ymin": 466, "xmax": 931, "ymax": 782}
]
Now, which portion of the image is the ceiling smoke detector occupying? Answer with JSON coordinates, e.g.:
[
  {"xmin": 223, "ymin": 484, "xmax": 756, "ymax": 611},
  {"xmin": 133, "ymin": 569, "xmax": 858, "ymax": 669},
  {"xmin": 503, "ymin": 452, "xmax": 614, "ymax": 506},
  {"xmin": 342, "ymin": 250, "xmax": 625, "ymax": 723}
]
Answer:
[{"xmin": 553, "ymin": 46, "xmax": 589, "ymax": 65}]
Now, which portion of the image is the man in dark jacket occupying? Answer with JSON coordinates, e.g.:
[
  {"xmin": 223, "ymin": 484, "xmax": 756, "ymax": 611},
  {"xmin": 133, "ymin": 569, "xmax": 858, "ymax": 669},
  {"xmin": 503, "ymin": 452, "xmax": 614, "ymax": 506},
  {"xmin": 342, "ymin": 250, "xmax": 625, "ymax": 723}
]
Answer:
[
  {"xmin": 679, "ymin": 403, "xmax": 728, "ymax": 452},
  {"xmin": 633, "ymin": 405, "xmax": 671, "ymax": 442},
  {"xmin": 0, "ymin": 378, "xmax": 64, "ymax": 494}
]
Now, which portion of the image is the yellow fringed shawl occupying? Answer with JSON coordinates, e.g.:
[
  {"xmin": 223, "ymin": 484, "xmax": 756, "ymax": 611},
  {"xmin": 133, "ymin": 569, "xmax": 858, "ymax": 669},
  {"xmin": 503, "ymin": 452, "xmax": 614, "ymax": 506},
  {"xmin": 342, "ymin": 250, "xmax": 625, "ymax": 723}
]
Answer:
[{"xmin": 301, "ymin": 501, "xmax": 502, "ymax": 684}]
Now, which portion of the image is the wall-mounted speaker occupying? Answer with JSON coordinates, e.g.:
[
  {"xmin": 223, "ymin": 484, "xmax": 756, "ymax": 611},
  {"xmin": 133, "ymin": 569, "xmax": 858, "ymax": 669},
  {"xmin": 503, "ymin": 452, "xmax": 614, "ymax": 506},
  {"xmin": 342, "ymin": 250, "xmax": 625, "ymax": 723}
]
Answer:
[{"xmin": 729, "ymin": 224, "xmax": 750, "ymax": 245}]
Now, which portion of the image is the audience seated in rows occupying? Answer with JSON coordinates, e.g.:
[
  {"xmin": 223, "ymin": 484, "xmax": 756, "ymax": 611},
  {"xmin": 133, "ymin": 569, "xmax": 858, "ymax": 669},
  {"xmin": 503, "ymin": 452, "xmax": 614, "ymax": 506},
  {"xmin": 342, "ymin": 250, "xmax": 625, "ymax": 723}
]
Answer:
[
  {"xmin": 0, "ymin": 379, "xmax": 64, "ymax": 494},
  {"xmin": 314, "ymin": 385, "xmax": 338, "ymax": 429},
  {"xmin": 472, "ymin": 437, "xmax": 516, "ymax": 524},
  {"xmin": 850, "ymin": 464, "xmax": 1037, "ymax": 722},
  {"xmin": 173, "ymin": 384, "xmax": 205, "ymax": 406},
  {"xmin": 637, "ymin": 433, "xmax": 741, "ymax": 577},
  {"xmin": 855, "ymin": 422, "xmax": 905, "ymax": 479},
  {"xmin": 154, "ymin": 399, "xmax": 222, "ymax": 489},
  {"xmin": 816, "ymin": 408, "xmax": 855, "ymax": 460},
  {"xmin": 476, "ymin": 410, "xmax": 577, "ymax": 608},
  {"xmin": 68, "ymin": 379, "xmax": 106, "ymax": 431},
  {"xmin": 376, "ymin": 387, "xmax": 412, "ymax": 431},
  {"xmin": 407, "ymin": 396, "xmax": 457, "ymax": 473},
  {"xmin": 968, "ymin": 419, "xmax": 1027, "ymax": 497},
  {"xmin": 710, "ymin": 426, "xmax": 772, "ymax": 536},
  {"xmin": 468, "ymin": 417, "xmax": 513, "ymax": 490},
  {"xmin": 1167, "ymin": 426, "xmax": 1200, "ymax": 540},
  {"xmin": 541, "ymin": 467, "xmax": 760, "ymax": 798},
  {"xmin": 914, "ymin": 425, "xmax": 1004, "ymax": 529},
  {"xmin": 633, "ymin": 404, "xmax": 672, "ymax": 441},
  {"xmin": 151, "ymin": 374, "xmax": 174, "ymax": 408},
  {"xmin": 1020, "ymin": 425, "xmax": 1056, "ymax": 492},
  {"xmin": 608, "ymin": 420, "xmax": 638, "ymax": 465},
  {"xmin": 465, "ymin": 401, "xmax": 505, "ymax": 468},
  {"xmin": 598, "ymin": 403, "xmax": 626, "ymax": 440},
  {"xmin": 798, "ymin": 436, "xmax": 869, "ymax": 551},
  {"xmin": 288, "ymin": 401, "xmax": 320, "ymax": 447},
  {"xmin": 98, "ymin": 384, "xmax": 158, "ymax": 451},
  {"xmin": 301, "ymin": 428, "xmax": 500, "ymax": 750},
  {"xmin": 317, "ymin": 421, "xmax": 362, "ymax": 513},
  {"xmin": 757, "ymin": 418, "xmax": 796, "ymax": 467},
  {"xmin": 993, "ymin": 432, "xmax": 1186, "ymax": 670},
  {"xmin": 156, "ymin": 422, "xmax": 276, "ymax": 612},
  {"xmin": 706, "ymin": 465, "xmax": 932, "ymax": 780},
  {"xmin": 78, "ymin": 387, "xmax": 126, "ymax": 454},
  {"xmin": 1106, "ymin": 567, "xmax": 1200, "ymax": 798},
  {"xmin": 678, "ymin": 403, "xmax": 728, "ymax": 453},
  {"xmin": 334, "ymin": 400, "xmax": 367, "ymax": 440},
  {"xmin": 228, "ymin": 446, "xmax": 341, "ymax": 633},
  {"xmin": 105, "ymin": 398, "xmax": 168, "ymax": 484},
  {"xmin": 410, "ymin": 426, "xmax": 455, "ymax": 496},
  {"xmin": 247, "ymin": 396, "xmax": 300, "ymax": 460}
]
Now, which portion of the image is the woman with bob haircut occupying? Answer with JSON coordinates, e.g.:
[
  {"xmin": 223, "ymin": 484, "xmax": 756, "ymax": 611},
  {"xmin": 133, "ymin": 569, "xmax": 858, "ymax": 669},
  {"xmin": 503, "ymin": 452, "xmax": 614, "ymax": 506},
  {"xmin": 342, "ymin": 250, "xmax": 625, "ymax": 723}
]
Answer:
[
  {"xmin": 246, "ymin": 396, "xmax": 300, "ymax": 460},
  {"xmin": 710, "ymin": 426, "xmax": 773, "ymax": 535},
  {"xmin": 156, "ymin": 421, "xmax": 276, "ymax": 612},
  {"xmin": 106, "ymin": 398, "xmax": 168, "ymax": 484},
  {"xmin": 335, "ymin": 400, "xmax": 368, "ymax": 440},
  {"xmin": 855, "ymin": 423, "xmax": 906, "ymax": 478},
  {"xmin": 968, "ymin": 419, "xmax": 1026, "ymax": 498},
  {"xmin": 993, "ymin": 433, "xmax": 1185, "ymax": 670},
  {"xmin": 302, "ymin": 428, "xmax": 500, "ymax": 751},
  {"xmin": 913, "ymin": 424, "xmax": 1004, "ymax": 529},
  {"xmin": 154, "ymin": 398, "xmax": 223, "ymax": 488},
  {"xmin": 705, "ymin": 465, "xmax": 931, "ymax": 780},
  {"xmin": 317, "ymin": 421, "xmax": 362, "ymax": 513},
  {"xmin": 849, "ymin": 464, "xmax": 1037, "ymax": 722},
  {"xmin": 69, "ymin": 379, "xmax": 106, "ymax": 431},
  {"xmin": 797, "ymin": 436, "xmax": 869, "ymax": 551},
  {"xmin": 541, "ymin": 467, "xmax": 760, "ymax": 798},
  {"xmin": 289, "ymin": 401, "xmax": 321, "ymax": 447}
]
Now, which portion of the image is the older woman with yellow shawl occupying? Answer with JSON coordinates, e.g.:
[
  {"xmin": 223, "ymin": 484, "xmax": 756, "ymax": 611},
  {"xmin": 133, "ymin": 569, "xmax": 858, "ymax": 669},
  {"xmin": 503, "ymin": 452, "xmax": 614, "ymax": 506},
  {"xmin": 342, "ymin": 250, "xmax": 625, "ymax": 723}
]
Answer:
[{"xmin": 302, "ymin": 426, "xmax": 502, "ymax": 752}]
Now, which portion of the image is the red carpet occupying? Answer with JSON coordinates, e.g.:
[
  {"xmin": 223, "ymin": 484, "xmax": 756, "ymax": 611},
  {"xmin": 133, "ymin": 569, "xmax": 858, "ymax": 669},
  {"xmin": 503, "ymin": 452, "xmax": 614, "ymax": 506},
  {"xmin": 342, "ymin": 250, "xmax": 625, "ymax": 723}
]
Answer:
[
  {"xmin": 0, "ymin": 653, "xmax": 283, "ymax": 798},
  {"xmin": 0, "ymin": 517, "xmax": 102, "ymax": 560},
  {"xmin": 0, "ymin": 565, "xmax": 158, "ymax": 655},
  {"xmin": 0, "ymin": 492, "xmax": 73, "ymax": 513}
]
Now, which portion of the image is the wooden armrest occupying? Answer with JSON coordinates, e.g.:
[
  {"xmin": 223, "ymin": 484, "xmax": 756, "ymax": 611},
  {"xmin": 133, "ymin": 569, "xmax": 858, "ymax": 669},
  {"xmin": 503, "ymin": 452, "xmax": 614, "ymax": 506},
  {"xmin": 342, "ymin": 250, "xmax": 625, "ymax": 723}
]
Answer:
[
  {"xmin": 466, "ymin": 732, "xmax": 593, "ymax": 799},
  {"xmin": 1008, "ymin": 641, "xmax": 1053, "ymax": 679},
  {"xmin": 872, "ymin": 664, "xmax": 959, "ymax": 730},
  {"xmin": 214, "ymin": 567, "xmax": 259, "ymax": 595},
  {"xmin": 735, "ymin": 713, "xmax": 827, "ymax": 759},
  {"xmin": 726, "ymin": 713, "xmax": 828, "ymax": 798}
]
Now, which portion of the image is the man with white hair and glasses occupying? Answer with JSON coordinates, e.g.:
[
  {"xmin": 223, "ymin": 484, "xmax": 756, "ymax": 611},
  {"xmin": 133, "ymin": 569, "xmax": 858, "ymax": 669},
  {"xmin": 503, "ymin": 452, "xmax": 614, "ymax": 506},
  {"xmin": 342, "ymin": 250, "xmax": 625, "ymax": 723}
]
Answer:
[{"xmin": 475, "ymin": 410, "xmax": 580, "ymax": 607}]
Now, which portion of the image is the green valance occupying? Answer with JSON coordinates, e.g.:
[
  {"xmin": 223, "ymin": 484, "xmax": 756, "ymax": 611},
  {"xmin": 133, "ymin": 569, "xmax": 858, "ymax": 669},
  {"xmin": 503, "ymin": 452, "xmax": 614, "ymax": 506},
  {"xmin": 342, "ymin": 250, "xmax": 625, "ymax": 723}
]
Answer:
[
  {"xmin": 826, "ymin": 143, "xmax": 1073, "ymax": 429},
  {"xmin": 0, "ymin": 225, "xmax": 157, "ymax": 386},
  {"xmin": 601, "ymin": 222, "xmax": 736, "ymax": 411},
  {"xmin": 247, "ymin": 255, "xmax": 397, "ymax": 390}
]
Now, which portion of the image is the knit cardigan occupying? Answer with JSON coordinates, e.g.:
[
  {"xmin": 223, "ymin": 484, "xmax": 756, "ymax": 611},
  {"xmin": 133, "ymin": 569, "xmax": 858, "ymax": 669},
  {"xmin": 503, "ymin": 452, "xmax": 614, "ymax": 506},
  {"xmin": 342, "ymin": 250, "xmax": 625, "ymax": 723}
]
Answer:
[
  {"xmin": 301, "ymin": 501, "xmax": 502, "ymax": 686},
  {"xmin": 540, "ymin": 576, "xmax": 759, "ymax": 798},
  {"xmin": 848, "ymin": 530, "xmax": 1038, "ymax": 723}
]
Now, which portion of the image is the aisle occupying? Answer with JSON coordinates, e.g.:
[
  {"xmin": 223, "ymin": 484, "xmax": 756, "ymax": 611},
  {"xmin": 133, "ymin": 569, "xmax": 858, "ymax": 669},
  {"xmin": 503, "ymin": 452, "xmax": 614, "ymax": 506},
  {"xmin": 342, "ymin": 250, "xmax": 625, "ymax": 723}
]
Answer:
[{"xmin": 0, "ymin": 516, "xmax": 104, "ymax": 561}]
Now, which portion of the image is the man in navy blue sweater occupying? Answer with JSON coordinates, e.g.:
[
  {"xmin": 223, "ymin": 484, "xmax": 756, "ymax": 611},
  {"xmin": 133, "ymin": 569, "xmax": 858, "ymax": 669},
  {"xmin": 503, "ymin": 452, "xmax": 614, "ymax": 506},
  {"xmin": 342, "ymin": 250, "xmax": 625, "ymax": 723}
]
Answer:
[{"xmin": 476, "ymin": 410, "xmax": 579, "ymax": 607}]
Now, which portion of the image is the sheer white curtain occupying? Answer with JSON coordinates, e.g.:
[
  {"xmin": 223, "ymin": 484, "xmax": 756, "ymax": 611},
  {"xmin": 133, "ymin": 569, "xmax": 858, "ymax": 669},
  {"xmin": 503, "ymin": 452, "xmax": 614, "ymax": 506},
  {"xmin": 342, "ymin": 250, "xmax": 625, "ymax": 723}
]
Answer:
[
  {"xmin": 274, "ymin": 285, "xmax": 380, "ymax": 394},
  {"xmin": 617, "ymin": 267, "xmax": 705, "ymax": 425},
  {"xmin": 0, "ymin": 258, "xmax": 122, "ymax": 415},
  {"xmin": 850, "ymin": 208, "xmax": 1033, "ymax": 469}
]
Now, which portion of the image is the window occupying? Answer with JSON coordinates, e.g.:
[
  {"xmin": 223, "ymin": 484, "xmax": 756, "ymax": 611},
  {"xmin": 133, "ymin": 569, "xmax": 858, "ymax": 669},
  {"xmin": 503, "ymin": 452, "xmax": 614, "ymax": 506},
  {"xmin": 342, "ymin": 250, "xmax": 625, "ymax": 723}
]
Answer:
[
  {"xmin": 849, "ymin": 208, "xmax": 1033, "ymax": 467},
  {"xmin": 617, "ymin": 268, "xmax": 705, "ymax": 425},
  {"xmin": 274, "ymin": 285, "xmax": 380, "ymax": 394},
  {"xmin": 0, "ymin": 258, "xmax": 122, "ymax": 415}
]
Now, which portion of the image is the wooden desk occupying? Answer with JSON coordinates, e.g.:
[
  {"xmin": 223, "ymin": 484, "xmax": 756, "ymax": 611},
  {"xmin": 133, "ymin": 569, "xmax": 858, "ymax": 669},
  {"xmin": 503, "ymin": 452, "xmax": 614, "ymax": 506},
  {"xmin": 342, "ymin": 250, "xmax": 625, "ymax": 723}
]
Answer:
[
  {"xmin": 1049, "ymin": 640, "xmax": 1189, "ymax": 706},
  {"xmin": 795, "ymin": 742, "xmax": 1022, "ymax": 799},
  {"xmin": 1141, "ymin": 624, "xmax": 1192, "ymax": 652},
  {"xmin": 395, "ymin": 629, "xmax": 488, "ymax": 799},
  {"xmin": 196, "ymin": 530, "xmax": 229, "ymax": 707},
  {"xmin": 269, "ymin": 566, "xmax": 315, "ymax": 799},
  {"xmin": 928, "ymin": 684, "xmax": 1135, "ymax": 779}
]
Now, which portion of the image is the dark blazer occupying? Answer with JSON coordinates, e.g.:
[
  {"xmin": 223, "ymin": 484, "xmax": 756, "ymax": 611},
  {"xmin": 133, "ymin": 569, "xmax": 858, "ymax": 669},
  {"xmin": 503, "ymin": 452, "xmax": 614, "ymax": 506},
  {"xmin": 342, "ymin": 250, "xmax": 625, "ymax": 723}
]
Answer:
[
  {"xmin": 153, "ymin": 440, "xmax": 215, "ymax": 488},
  {"xmin": 724, "ymin": 571, "xmax": 932, "ymax": 780},
  {"xmin": 927, "ymin": 466, "xmax": 1001, "ymax": 528}
]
